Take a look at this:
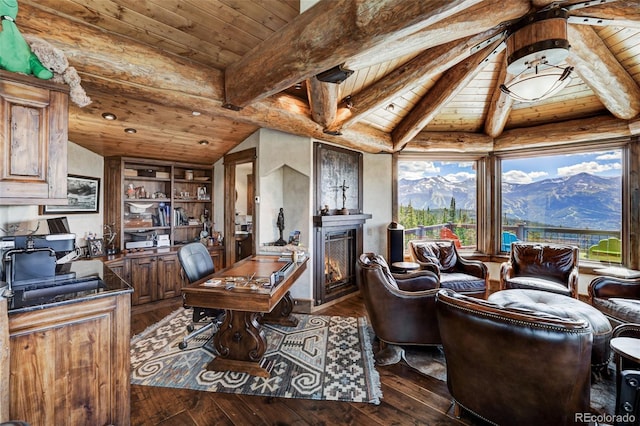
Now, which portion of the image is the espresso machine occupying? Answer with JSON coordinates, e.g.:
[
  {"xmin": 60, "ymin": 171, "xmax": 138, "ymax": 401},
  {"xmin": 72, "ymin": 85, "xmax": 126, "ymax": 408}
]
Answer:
[{"xmin": 1, "ymin": 233, "xmax": 77, "ymax": 295}]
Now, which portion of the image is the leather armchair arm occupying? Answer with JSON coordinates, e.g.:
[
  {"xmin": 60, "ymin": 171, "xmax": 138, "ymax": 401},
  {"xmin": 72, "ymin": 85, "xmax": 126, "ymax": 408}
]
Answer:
[
  {"xmin": 499, "ymin": 261, "xmax": 514, "ymax": 288},
  {"xmin": 568, "ymin": 267, "xmax": 580, "ymax": 298},
  {"xmin": 414, "ymin": 260, "xmax": 440, "ymax": 277},
  {"xmin": 455, "ymin": 256, "xmax": 487, "ymax": 279},
  {"xmin": 394, "ymin": 270, "xmax": 439, "ymax": 292},
  {"xmin": 613, "ymin": 323, "xmax": 640, "ymax": 339},
  {"xmin": 589, "ymin": 276, "xmax": 640, "ymax": 299}
]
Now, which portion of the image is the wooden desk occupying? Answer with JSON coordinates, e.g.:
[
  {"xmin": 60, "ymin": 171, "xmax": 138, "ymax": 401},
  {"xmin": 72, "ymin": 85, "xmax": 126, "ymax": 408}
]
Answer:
[{"xmin": 182, "ymin": 255, "xmax": 308, "ymax": 377}]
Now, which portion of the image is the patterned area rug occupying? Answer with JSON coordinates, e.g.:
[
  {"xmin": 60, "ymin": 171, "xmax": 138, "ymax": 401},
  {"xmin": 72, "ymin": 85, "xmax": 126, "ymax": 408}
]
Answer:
[
  {"xmin": 386, "ymin": 343, "xmax": 616, "ymax": 416},
  {"xmin": 130, "ymin": 309, "xmax": 382, "ymax": 404}
]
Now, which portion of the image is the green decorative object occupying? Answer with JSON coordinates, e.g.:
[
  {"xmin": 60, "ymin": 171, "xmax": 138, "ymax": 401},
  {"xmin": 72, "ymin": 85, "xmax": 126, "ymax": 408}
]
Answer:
[{"xmin": 0, "ymin": 0, "xmax": 53, "ymax": 79}]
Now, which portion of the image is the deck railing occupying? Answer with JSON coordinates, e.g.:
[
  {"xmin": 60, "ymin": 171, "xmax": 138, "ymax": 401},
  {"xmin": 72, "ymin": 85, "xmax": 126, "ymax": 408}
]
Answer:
[{"xmin": 404, "ymin": 222, "xmax": 621, "ymax": 263}]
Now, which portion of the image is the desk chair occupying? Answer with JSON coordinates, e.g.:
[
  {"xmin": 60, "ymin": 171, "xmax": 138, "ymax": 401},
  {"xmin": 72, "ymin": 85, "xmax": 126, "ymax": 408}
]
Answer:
[{"xmin": 177, "ymin": 242, "xmax": 224, "ymax": 350}]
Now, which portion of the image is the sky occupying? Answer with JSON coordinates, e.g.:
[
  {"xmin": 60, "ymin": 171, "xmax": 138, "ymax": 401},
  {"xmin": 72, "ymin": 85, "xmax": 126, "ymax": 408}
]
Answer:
[{"xmin": 398, "ymin": 149, "xmax": 622, "ymax": 184}]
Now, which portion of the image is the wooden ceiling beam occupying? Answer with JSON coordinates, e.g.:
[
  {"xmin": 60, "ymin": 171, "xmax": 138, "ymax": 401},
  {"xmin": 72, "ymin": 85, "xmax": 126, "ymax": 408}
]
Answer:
[
  {"xmin": 19, "ymin": 3, "xmax": 392, "ymax": 154},
  {"xmin": 306, "ymin": 77, "xmax": 339, "ymax": 129},
  {"xmin": 494, "ymin": 115, "xmax": 631, "ymax": 151},
  {"xmin": 569, "ymin": 2, "xmax": 640, "ymax": 29},
  {"xmin": 404, "ymin": 132, "xmax": 493, "ymax": 153},
  {"xmin": 567, "ymin": 24, "xmax": 640, "ymax": 120},
  {"xmin": 392, "ymin": 40, "xmax": 503, "ymax": 151},
  {"xmin": 345, "ymin": 0, "xmax": 530, "ymax": 70},
  {"xmin": 484, "ymin": 53, "xmax": 513, "ymax": 138},
  {"xmin": 327, "ymin": 29, "xmax": 504, "ymax": 134},
  {"xmin": 223, "ymin": 0, "xmax": 484, "ymax": 109}
]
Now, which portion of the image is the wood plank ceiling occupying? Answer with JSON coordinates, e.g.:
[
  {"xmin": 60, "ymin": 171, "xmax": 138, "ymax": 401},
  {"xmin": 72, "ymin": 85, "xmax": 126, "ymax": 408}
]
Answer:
[{"xmin": 15, "ymin": 0, "xmax": 640, "ymax": 165}]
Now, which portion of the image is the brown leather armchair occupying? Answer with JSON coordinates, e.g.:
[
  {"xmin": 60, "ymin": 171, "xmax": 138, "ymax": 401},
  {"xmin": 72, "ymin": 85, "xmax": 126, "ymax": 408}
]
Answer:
[
  {"xmin": 500, "ymin": 242, "xmax": 579, "ymax": 298},
  {"xmin": 357, "ymin": 253, "xmax": 441, "ymax": 364},
  {"xmin": 589, "ymin": 276, "xmax": 640, "ymax": 325},
  {"xmin": 408, "ymin": 239, "xmax": 487, "ymax": 298},
  {"xmin": 436, "ymin": 288, "xmax": 593, "ymax": 426}
]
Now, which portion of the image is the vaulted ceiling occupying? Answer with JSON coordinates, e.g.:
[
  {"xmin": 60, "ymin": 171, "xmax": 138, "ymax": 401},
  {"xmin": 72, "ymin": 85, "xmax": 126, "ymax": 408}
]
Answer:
[{"xmin": 18, "ymin": 0, "xmax": 640, "ymax": 165}]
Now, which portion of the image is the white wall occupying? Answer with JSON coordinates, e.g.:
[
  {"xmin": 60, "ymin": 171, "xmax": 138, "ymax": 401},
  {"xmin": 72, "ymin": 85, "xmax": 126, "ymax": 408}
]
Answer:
[
  {"xmin": 363, "ymin": 152, "xmax": 392, "ymax": 255},
  {"xmin": 0, "ymin": 142, "xmax": 104, "ymax": 250}
]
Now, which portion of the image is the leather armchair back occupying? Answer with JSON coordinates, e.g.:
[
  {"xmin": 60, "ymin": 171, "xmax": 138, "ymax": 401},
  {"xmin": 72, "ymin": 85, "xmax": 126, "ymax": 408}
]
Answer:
[
  {"xmin": 501, "ymin": 242, "xmax": 579, "ymax": 297},
  {"xmin": 357, "ymin": 253, "xmax": 442, "ymax": 345},
  {"xmin": 436, "ymin": 288, "xmax": 592, "ymax": 426},
  {"xmin": 511, "ymin": 243, "xmax": 578, "ymax": 282}
]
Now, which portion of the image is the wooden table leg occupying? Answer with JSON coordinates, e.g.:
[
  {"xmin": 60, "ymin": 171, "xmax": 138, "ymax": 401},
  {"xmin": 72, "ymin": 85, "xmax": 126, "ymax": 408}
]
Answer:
[
  {"xmin": 261, "ymin": 291, "xmax": 299, "ymax": 327},
  {"xmin": 207, "ymin": 310, "xmax": 270, "ymax": 377}
]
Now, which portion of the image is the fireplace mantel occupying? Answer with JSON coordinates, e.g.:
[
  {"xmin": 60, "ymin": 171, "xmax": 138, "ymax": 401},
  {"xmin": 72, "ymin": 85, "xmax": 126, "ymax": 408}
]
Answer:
[{"xmin": 313, "ymin": 214, "xmax": 372, "ymax": 227}]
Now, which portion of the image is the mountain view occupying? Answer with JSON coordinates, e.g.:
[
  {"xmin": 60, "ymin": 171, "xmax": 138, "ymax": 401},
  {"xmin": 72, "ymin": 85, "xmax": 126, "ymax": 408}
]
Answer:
[{"xmin": 399, "ymin": 172, "xmax": 621, "ymax": 231}]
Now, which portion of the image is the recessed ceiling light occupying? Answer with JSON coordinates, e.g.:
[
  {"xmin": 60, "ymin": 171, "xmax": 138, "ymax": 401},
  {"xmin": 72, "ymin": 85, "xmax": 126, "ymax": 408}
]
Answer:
[
  {"xmin": 192, "ymin": 111, "xmax": 201, "ymax": 116},
  {"xmin": 102, "ymin": 112, "xmax": 117, "ymax": 120},
  {"xmin": 124, "ymin": 128, "xmax": 137, "ymax": 134},
  {"xmin": 198, "ymin": 140, "xmax": 209, "ymax": 146}
]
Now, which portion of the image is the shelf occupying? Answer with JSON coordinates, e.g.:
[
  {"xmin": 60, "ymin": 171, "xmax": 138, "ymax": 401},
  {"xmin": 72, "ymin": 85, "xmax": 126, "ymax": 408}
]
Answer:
[
  {"xmin": 124, "ymin": 176, "xmax": 171, "ymax": 182},
  {"xmin": 106, "ymin": 157, "xmax": 215, "ymax": 251}
]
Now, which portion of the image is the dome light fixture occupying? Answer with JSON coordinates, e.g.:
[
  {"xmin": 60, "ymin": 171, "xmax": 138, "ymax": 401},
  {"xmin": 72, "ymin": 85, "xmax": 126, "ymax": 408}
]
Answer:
[{"xmin": 499, "ymin": 7, "xmax": 573, "ymax": 103}]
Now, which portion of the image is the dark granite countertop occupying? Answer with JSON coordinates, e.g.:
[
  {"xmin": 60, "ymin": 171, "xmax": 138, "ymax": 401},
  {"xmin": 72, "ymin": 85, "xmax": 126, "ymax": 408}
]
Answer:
[{"xmin": 4, "ymin": 259, "xmax": 132, "ymax": 314}]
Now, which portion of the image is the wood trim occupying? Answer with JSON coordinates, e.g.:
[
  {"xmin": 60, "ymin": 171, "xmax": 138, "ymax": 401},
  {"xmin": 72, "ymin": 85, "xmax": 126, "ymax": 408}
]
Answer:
[{"xmin": 224, "ymin": 148, "xmax": 257, "ymax": 267}]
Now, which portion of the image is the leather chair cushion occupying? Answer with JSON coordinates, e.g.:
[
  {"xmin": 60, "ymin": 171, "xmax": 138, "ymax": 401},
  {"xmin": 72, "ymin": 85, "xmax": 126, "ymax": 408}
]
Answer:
[
  {"xmin": 505, "ymin": 276, "xmax": 573, "ymax": 296},
  {"xmin": 512, "ymin": 243, "xmax": 575, "ymax": 282},
  {"xmin": 361, "ymin": 253, "xmax": 398, "ymax": 289},
  {"xmin": 415, "ymin": 244, "xmax": 441, "ymax": 268},
  {"xmin": 489, "ymin": 289, "xmax": 613, "ymax": 367},
  {"xmin": 440, "ymin": 273, "xmax": 485, "ymax": 293},
  {"xmin": 414, "ymin": 241, "xmax": 457, "ymax": 272},
  {"xmin": 592, "ymin": 297, "xmax": 640, "ymax": 323}
]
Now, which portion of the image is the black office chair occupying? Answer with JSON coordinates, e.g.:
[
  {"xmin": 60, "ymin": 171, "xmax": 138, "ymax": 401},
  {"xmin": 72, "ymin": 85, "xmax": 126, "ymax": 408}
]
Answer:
[{"xmin": 177, "ymin": 242, "xmax": 224, "ymax": 350}]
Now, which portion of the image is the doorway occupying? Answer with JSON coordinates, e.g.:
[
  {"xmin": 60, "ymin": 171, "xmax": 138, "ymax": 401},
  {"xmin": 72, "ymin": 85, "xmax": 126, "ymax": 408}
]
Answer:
[{"xmin": 224, "ymin": 148, "xmax": 256, "ymax": 266}]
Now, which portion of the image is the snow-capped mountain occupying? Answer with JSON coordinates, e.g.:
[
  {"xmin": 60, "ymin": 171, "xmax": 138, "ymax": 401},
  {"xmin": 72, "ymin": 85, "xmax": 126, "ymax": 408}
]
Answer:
[{"xmin": 399, "ymin": 172, "xmax": 620, "ymax": 230}]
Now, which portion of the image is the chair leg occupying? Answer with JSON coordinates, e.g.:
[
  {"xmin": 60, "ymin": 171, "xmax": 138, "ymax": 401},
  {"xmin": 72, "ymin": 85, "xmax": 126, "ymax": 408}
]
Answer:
[{"xmin": 178, "ymin": 321, "xmax": 217, "ymax": 350}]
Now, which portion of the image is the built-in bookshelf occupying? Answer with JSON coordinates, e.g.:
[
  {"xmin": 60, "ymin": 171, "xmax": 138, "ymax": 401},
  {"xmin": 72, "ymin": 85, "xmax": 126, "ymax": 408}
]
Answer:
[{"xmin": 105, "ymin": 157, "xmax": 214, "ymax": 251}]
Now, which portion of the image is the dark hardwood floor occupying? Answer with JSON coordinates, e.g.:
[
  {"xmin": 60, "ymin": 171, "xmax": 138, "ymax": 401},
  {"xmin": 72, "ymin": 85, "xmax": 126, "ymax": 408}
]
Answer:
[{"xmin": 130, "ymin": 294, "xmax": 482, "ymax": 426}]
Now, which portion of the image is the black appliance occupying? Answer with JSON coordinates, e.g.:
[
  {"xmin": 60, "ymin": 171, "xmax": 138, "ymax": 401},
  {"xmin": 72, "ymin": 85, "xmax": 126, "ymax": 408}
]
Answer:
[{"xmin": 1, "ymin": 234, "xmax": 77, "ymax": 288}]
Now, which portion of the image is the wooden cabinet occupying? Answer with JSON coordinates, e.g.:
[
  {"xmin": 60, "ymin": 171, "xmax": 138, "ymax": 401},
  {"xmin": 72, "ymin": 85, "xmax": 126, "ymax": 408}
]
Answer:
[
  {"xmin": 0, "ymin": 70, "xmax": 69, "ymax": 205},
  {"xmin": 105, "ymin": 246, "xmax": 224, "ymax": 306},
  {"xmin": 7, "ymin": 292, "xmax": 131, "ymax": 425},
  {"xmin": 105, "ymin": 157, "xmax": 214, "ymax": 250},
  {"xmin": 157, "ymin": 252, "xmax": 183, "ymax": 299},
  {"xmin": 126, "ymin": 253, "xmax": 183, "ymax": 305},
  {"xmin": 128, "ymin": 255, "xmax": 156, "ymax": 305},
  {"xmin": 209, "ymin": 246, "xmax": 224, "ymax": 272}
]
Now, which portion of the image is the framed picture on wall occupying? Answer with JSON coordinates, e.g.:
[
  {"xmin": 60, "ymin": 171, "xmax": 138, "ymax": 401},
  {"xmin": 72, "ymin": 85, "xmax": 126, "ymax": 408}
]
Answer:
[
  {"xmin": 41, "ymin": 175, "xmax": 100, "ymax": 214},
  {"xmin": 314, "ymin": 142, "xmax": 363, "ymax": 215}
]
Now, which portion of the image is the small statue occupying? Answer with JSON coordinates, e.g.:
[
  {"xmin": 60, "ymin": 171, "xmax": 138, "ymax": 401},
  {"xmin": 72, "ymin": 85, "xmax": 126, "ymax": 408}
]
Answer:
[
  {"xmin": 275, "ymin": 207, "xmax": 287, "ymax": 246},
  {"xmin": 338, "ymin": 180, "xmax": 349, "ymax": 215},
  {"xmin": 126, "ymin": 184, "xmax": 136, "ymax": 198}
]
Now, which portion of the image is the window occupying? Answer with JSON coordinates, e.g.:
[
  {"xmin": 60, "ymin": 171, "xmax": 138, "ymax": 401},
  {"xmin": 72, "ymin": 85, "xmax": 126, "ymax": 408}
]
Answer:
[
  {"xmin": 499, "ymin": 147, "xmax": 623, "ymax": 264},
  {"xmin": 397, "ymin": 157, "xmax": 478, "ymax": 251}
]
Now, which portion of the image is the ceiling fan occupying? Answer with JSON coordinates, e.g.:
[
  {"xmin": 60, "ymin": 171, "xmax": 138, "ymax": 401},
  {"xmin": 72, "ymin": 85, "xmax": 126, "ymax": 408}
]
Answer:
[{"xmin": 468, "ymin": 0, "xmax": 628, "ymax": 103}]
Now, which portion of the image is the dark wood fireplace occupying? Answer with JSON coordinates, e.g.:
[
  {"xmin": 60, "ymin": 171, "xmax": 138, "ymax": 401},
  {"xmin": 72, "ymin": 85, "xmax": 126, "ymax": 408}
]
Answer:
[{"xmin": 313, "ymin": 214, "xmax": 371, "ymax": 305}]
